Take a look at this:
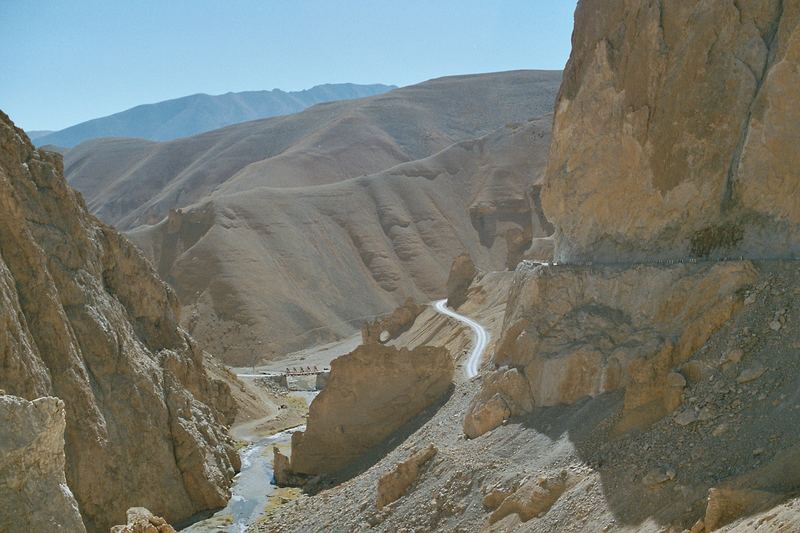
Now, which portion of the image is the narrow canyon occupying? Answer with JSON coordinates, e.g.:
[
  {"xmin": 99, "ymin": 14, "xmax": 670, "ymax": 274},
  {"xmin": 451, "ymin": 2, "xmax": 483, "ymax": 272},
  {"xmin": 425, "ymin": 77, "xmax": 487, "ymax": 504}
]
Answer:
[{"xmin": 2, "ymin": 1, "xmax": 799, "ymax": 532}]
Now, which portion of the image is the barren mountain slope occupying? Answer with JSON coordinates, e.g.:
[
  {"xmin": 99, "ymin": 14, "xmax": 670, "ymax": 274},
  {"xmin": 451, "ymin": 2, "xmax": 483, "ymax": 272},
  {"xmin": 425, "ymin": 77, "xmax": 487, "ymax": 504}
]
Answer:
[
  {"xmin": 65, "ymin": 70, "xmax": 561, "ymax": 229},
  {"xmin": 260, "ymin": 261, "xmax": 800, "ymax": 533},
  {"xmin": 130, "ymin": 116, "xmax": 552, "ymax": 365},
  {"xmin": 0, "ymin": 111, "xmax": 239, "ymax": 532},
  {"xmin": 34, "ymin": 83, "xmax": 395, "ymax": 147},
  {"xmin": 259, "ymin": 1, "xmax": 800, "ymax": 531}
]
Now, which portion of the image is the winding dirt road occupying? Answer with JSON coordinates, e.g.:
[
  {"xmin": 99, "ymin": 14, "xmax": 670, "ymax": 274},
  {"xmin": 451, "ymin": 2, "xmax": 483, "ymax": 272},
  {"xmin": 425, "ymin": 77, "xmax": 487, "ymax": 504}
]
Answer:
[{"xmin": 433, "ymin": 299, "xmax": 488, "ymax": 379}]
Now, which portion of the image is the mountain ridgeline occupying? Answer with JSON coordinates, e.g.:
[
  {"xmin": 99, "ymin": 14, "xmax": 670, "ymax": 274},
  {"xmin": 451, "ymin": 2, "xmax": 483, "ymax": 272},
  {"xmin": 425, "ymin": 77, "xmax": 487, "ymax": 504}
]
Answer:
[
  {"xmin": 64, "ymin": 70, "xmax": 562, "ymax": 230},
  {"xmin": 61, "ymin": 70, "xmax": 562, "ymax": 364},
  {"xmin": 34, "ymin": 83, "xmax": 396, "ymax": 148}
]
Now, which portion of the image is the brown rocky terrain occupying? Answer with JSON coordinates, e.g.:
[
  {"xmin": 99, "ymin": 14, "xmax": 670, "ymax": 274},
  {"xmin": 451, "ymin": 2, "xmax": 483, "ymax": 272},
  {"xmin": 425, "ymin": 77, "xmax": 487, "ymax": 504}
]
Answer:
[
  {"xmin": 446, "ymin": 253, "xmax": 478, "ymax": 309},
  {"xmin": 256, "ymin": 1, "xmax": 800, "ymax": 531},
  {"xmin": 259, "ymin": 260, "xmax": 800, "ymax": 533},
  {"xmin": 0, "ymin": 395, "xmax": 86, "ymax": 533},
  {"xmin": 65, "ymin": 70, "xmax": 561, "ymax": 230},
  {"xmin": 281, "ymin": 343, "xmax": 453, "ymax": 479},
  {"xmin": 543, "ymin": 0, "xmax": 800, "ymax": 263},
  {"xmin": 110, "ymin": 507, "xmax": 176, "ymax": 533},
  {"xmin": 130, "ymin": 114, "xmax": 553, "ymax": 364},
  {"xmin": 0, "ymin": 112, "xmax": 239, "ymax": 532}
]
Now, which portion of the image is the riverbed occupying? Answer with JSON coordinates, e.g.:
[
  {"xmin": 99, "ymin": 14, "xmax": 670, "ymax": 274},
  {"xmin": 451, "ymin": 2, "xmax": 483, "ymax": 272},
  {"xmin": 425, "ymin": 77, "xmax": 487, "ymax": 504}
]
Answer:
[{"xmin": 181, "ymin": 391, "xmax": 318, "ymax": 532}]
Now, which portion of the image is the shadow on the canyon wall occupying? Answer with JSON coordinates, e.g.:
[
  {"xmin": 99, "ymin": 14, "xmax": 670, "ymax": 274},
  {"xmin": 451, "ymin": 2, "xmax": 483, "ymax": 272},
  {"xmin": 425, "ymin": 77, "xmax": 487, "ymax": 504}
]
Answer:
[{"xmin": 516, "ymin": 334, "xmax": 800, "ymax": 530}]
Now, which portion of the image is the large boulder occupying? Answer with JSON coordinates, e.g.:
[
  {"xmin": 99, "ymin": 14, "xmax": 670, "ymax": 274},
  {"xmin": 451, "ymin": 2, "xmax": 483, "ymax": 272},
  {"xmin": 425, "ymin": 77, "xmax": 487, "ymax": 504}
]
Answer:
[
  {"xmin": 110, "ymin": 507, "xmax": 176, "ymax": 533},
  {"xmin": 543, "ymin": 0, "xmax": 800, "ymax": 263},
  {"xmin": 0, "ymin": 112, "xmax": 238, "ymax": 532},
  {"xmin": 287, "ymin": 344, "xmax": 453, "ymax": 477},
  {"xmin": 0, "ymin": 395, "xmax": 86, "ymax": 533},
  {"xmin": 376, "ymin": 444, "xmax": 438, "ymax": 509},
  {"xmin": 464, "ymin": 367, "xmax": 533, "ymax": 438}
]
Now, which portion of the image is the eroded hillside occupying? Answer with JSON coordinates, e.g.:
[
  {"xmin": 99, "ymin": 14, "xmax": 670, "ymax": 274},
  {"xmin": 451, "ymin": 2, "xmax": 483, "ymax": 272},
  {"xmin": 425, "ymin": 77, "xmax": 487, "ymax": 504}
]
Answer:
[
  {"xmin": 257, "ymin": 1, "xmax": 800, "ymax": 531},
  {"xmin": 130, "ymin": 116, "xmax": 553, "ymax": 364},
  {"xmin": 0, "ymin": 112, "xmax": 239, "ymax": 532},
  {"xmin": 66, "ymin": 70, "xmax": 561, "ymax": 230}
]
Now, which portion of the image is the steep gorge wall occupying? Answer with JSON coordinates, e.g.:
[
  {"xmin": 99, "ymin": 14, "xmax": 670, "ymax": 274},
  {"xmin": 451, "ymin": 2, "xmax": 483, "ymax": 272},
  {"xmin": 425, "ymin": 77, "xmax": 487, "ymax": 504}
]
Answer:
[
  {"xmin": 543, "ymin": 0, "xmax": 800, "ymax": 263},
  {"xmin": 472, "ymin": 0, "xmax": 800, "ymax": 439},
  {"xmin": 0, "ymin": 112, "xmax": 238, "ymax": 532}
]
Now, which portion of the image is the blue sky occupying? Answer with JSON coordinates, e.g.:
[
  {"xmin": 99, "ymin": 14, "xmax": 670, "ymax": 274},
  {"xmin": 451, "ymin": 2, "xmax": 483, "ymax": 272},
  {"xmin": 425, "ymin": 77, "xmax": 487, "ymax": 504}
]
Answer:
[{"xmin": 0, "ymin": 1, "xmax": 577, "ymax": 131}]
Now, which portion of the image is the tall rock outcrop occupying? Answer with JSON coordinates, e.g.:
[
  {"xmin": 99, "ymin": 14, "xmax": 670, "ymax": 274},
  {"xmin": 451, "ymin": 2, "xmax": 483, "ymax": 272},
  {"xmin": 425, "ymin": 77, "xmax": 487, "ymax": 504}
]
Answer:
[
  {"xmin": 0, "ymin": 111, "xmax": 239, "ymax": 532},
  {"xmin": 286, "ymin": 344, "xmax": 453, "ymax": 477},
  {"xmin": 543, "ymin": 0, "xmax": 800, "ymax": 262},
  {"xmin": 470, "ymin": 0, "xmax": 799, "ymax": 438},
  {"xmin": 0, "ymin": 395, "xmax": 86, "ymax": 533},
  {"xmin": 446, "ymin": 253, "xmax": 478, "ymax": 309}
]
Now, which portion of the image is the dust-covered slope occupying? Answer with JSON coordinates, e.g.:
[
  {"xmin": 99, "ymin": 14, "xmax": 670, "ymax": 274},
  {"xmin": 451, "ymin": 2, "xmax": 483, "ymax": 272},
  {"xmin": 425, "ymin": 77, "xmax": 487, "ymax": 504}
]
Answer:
[
  {"xmin": 65, "ymin": 70, "xmax": 561, "ymax": 229},
  {"xmin": 0, "ymin": 111, "xmax": 239, "ymax": 532},
  {"xmin": 260, "ymin": 261, "xmax": 800, "ymax": 533},
  {"xmin": 129, "ymin": 116, "xmax": 552, "ymax": 365},
  {"xmin": 34, "ymin": 83, "xmax": 395, "ymax": 148}
]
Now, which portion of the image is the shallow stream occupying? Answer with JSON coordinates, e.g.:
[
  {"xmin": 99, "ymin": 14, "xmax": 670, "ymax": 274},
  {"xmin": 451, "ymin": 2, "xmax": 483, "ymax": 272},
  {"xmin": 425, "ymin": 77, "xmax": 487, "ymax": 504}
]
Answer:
[{"xmin": 181, "ymin": 390, "xmax": 319, "ymax": 532}]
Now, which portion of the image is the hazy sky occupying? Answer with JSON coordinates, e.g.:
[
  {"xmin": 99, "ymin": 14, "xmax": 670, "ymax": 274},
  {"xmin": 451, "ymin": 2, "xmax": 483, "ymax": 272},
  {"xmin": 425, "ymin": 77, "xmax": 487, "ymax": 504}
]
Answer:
[{"xmin": 0, "ymin": 1, "xmax": 577, "ymax": 131}]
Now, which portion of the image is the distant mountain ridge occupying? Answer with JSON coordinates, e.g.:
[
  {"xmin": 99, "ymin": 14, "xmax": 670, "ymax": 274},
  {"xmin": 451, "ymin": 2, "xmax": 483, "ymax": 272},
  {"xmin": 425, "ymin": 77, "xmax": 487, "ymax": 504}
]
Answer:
[
  {"xmin": 34, "ymin": 83, "xmax": 396, "ymax": 147},
  {"xmin": 65, "ymin": 70, "xmax": 562, "ymax": 230}
]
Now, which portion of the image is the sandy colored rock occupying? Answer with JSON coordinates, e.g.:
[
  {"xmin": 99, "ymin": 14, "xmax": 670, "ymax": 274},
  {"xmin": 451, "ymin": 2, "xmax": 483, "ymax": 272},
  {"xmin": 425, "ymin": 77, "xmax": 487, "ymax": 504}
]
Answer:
[
  {"xmin": 273, "ymin": 447, "xmax": 293, "ymax": 487},
  {"xmin": 0, "ymin": 112, "xmax": 238, "ymax": 532},
  {"xmin": 256, "ymin": 261, "xmax": 800, "ymax": 533},
  {"xmin": 463, "ymin": 393, "xmax": 511, "ymax": 440},
  {"xmin": 480, "ymin": 260, "xmax": 756, "ymax": 432},
  {"xmin": 110, "ymin": 507, "xmax": 175, "ymax": 533},
  {"xmin": 482, "ymin": 482, "xmax": 519, "ymax": 511},
  {"xmin": 488, "ymin": 473, "xmax": 573, "ymax": 524},
  {"xmin": 464, "ymin": 366, "xmax": 533, "ymax": 438},
  {"xmin": 361, "ymin": 298, "xmax": 425, "ymax": 345},
  {"xmin": 288, "ymin": 344, "xmax": 453, "ymax": 476},
  {"xmin": 542, "ymin": 0, "xmax": 800, "ymax": 263},
  {"xmin": 737, "ymin": 364, "xmax": 766, "ymax": 383},
  {"xmin": 704, "ymin": 488, "xmax": 781, "ymax": 531},
  {"xmin": 718, "ymin": 495, "xmax": 800, "ymax": 532},
  {"xmin": 0, "ymin": 395, "xmax": 86, "ymax": 533},
  {"xmin": 376, "ymin": 444, "xmax": 437, "ymax": 509},
  {"xmin": 446, "ymin": 253, "xmax": 478, "ymax": 309}
]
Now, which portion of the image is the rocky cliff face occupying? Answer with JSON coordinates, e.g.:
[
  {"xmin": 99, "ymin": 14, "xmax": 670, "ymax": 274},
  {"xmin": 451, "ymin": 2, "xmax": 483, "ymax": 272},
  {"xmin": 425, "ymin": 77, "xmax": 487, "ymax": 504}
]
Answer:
[
  {"xmin": 286, "ymin": 344, "xmax": 453, "ymax": 477},
  {"xmin": 473, "ymin": 0, "xmax": 800, "ymax": 434},
  {"xmin": 0, "ymin": 395, "xmax": 86, "ymax": 533},
  {"xmin": 467, "ymin": 260, "xmax": 757, "ymax": 437},
  {"xmin": 445, "ymin": 253, "xmax": 478, "ymax": 310},
  {"xmin": 543, "ymin": 0, "xmax": 800, "ymax": 263},
  {"xmin": 0, "ymin": 111, "xmax": 239, "ymax": 532}
]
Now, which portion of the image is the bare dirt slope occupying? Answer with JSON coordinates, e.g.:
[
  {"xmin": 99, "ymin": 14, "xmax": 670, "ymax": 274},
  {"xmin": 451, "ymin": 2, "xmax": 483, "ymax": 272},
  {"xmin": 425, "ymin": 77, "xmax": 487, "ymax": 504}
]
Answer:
[
  {"xmin": 129, "ymin": 116, "xmax": 553, "ymax": 365},
  {"xmin": 64, "ymin": 70, "xmax": 561, "ymax": 229},
  {"xmin": 258, "ymin": 260, "xmax": 800, "ymax": 533}
]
